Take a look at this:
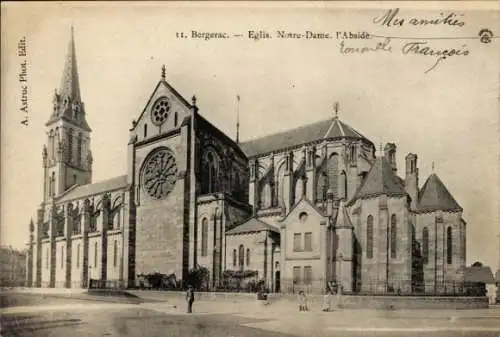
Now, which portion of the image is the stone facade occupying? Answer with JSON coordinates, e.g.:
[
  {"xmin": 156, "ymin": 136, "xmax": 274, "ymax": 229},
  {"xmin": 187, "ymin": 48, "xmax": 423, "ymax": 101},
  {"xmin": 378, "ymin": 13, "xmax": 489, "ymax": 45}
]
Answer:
[{"xmin": 26, "ymin": 30, "xmax": 467, "ymax": 295}]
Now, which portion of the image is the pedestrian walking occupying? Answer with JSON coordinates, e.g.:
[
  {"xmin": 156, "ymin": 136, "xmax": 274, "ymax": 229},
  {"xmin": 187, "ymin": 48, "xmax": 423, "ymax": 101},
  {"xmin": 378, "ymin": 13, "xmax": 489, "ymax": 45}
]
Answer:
[
  {"xmin": 322, "ymin": 283, "xmax": 334, "ymax": 312},
  {"xmin": 297, "ymin": 291, "xmax": 308, "ymax": 311},
  {"xmin": 186, "ymin": 285, "xmax": 195, "ymax": 313}
]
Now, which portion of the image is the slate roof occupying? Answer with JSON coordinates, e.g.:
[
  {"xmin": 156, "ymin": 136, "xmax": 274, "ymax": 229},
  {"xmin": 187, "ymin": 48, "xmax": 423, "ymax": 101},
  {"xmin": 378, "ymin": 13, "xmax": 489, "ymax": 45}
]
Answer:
[
  {"xmin": 226, "ymin": 217, "xmax": 279, "ymax": 235},
  {"xmin": 57, "ymin": 175, "xmax": 128, "ymax": 202},
  {"xmin": 239, "ymin": 117, "xmax": 373, "ymax": 157},
  {"xmin": 351, "ymin": 157, "xmax": 406, "ymax": 201},
  {"xmin": 417, "ymin": 174, "xmax": 462, "ymax": 213}
]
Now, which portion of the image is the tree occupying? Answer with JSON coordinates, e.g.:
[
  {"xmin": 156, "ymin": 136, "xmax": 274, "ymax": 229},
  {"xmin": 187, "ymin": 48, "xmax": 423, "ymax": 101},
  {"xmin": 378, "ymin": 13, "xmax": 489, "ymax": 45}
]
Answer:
[{"xmin": 185, "ymin": 266, "xmax": 210, "ymax": 290}]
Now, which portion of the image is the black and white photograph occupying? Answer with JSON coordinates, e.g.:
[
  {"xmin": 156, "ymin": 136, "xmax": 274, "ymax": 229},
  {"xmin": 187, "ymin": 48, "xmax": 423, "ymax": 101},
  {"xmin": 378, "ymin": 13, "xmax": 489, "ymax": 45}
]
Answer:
[{"xmin": 1, "ymin": 2, "xmax": 499, "ymax": 336}]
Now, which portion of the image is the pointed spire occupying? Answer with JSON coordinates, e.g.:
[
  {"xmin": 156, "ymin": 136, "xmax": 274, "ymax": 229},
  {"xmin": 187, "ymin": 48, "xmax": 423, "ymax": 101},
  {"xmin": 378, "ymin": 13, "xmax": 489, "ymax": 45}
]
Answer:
[
  {"xmin": 432, "ymin": 161, "xmax": 435, "ymax": 172},
  {"xmin": 333, "ymin": 101, "xmax": 339, "ymax": 118},
  {"xmin": 59, "ymin": 26, "xmax": 81, "ymax": 102}
]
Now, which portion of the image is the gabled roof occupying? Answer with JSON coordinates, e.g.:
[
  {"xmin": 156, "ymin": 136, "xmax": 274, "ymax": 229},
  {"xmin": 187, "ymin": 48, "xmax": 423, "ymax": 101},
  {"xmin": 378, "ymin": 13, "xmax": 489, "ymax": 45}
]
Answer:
[
  {"xmin": 352, "ymin": 156, "xmax": 406, "ymax": 201},
  {"xmin": 57, "ymin": 175, "xmax": 128, "ymax": 202},
  {"xmin": 417, "ymin": 174, "xmax": 462, "ymax": 213},
  {"xmin": 240, "ymin": 117, "xmax": 374, "ymax": 157},
  {"xmin": 226, "ymin": 217, "xmax": 279, "ymax": 235}
]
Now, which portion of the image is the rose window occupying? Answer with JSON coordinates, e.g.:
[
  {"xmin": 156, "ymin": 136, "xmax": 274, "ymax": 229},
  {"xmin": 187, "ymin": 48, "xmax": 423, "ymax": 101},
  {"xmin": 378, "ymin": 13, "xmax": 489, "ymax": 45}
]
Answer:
[
  {"xmin": 142, "ymin": 148, "xmax": 178, "ymax": 199},
  {"xmin": 151, "ymin": 97, "xmax": 171, "ymax": 125}
]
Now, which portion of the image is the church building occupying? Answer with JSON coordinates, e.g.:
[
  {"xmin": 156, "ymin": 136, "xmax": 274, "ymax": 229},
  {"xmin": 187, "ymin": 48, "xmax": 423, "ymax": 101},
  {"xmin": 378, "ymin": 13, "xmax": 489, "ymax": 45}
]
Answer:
[{"xmin": 26, "ymin": 30, "xmax": 467, "ymax": 295}]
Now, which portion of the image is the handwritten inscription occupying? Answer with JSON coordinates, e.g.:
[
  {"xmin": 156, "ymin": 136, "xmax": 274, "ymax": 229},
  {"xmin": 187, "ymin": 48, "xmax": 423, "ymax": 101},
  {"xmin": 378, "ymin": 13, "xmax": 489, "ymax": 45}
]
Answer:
[
  {"xmin": 18, "ymin": 36, "xmax": 28, "ymax": 126},
  {"xmin": 340, "ymin": 38, "xmax": 392, "ymax": 54},
  {"xmin": 373, "ymin": 8, "xmax": 466, "ymax": 27},
  {"xmin": 402, "ymin": 41, "xmax": 470, "ymax": 73}
]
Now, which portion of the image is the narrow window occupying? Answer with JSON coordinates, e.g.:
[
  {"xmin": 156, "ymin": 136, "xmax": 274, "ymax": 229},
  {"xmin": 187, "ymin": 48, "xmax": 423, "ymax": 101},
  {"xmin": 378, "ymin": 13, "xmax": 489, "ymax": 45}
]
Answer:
[
  {"xmin": 303, "ymin": 266, "xmax": 312, "ymax": 285},
  {"xmin": 174, "ymin": 112, "xmax": 178, "ymax": 127},
  {"xmin": 201, "ymin": 218, "xmax": 208, "ymax": 257},
  {"xmin": 61, "ymin": 246, "xmax": 64, "ymax": 269},
  {"xmin": 94, "ymin": 242, "xmax": 98, "ymax": 268},
  {"xmin": 304, "ymin": 232, "xmax": 312, "ymax": 251},
  {"xmin": 68, "ymin": 129, "xmax": 73, "ymax": 163},
  {"xmin": 77, "ymin": 244, "xmax": 80, "ymax": 268},
  {"xmin": 144, "ymin": 124, "xmax": 148, "ymax": 138},
  {"xmin": 76, "ymin": 133, "xmax": 82, "ymax": 166},
  {"xmin": 238, "ymin": 245, "xmax": 244, "ymax": 269},
  {"xmin": 113, "ymin": 240, "xmax": 118, "ymax": 267},
  {"xmin": 232, "ymin": 249, "xmax": 237, "ymax": 267},
  {"xmin": 447, "ymin": 227, "xmax": 453, "ymax": 265},
  {"xmin": 293, "ymin": 266, "xmax": 301, "ymax": 284},
  {"xmin": 293, "ymin": 233, "xmax": 302, "ymax": 252},
  {"xmin": 423, "ymin": 227, "xmax": 429, "ymax": 265},
  {"xmin": 390, "ymin": 214, "xmax": 397, "ymax": 259},
  {"xmin": 73, "ymin": 174, "xmax": 77, "ymax": 185},
  {"xmin": 366, "ymin": 215, "xmax": 374, "ymax": 259}
]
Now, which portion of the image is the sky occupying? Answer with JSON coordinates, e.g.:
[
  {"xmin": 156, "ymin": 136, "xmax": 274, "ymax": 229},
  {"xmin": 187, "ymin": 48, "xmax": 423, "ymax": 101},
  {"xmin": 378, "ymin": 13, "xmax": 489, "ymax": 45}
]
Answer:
[{"xmin": 1, "ymin": 2, "xmax": 499, "ymax": 270}]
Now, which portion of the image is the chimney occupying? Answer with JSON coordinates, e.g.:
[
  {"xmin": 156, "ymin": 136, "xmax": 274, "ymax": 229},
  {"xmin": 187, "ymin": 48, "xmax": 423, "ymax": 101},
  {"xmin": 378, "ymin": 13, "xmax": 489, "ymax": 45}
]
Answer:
[
  {"xmin": 384, "ymin": 143, "xmax": 397, "ymax": 172},
  {"xmin": 405, "ymin": 153, "xmax": 419, "ymax": 210}
]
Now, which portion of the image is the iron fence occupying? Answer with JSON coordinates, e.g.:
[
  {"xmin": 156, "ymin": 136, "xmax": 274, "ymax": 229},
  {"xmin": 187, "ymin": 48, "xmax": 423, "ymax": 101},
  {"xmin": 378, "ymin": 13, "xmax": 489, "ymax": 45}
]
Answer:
[{"xmin": 280, "ymin": 278, "xmax": 474, "ymax": 296}]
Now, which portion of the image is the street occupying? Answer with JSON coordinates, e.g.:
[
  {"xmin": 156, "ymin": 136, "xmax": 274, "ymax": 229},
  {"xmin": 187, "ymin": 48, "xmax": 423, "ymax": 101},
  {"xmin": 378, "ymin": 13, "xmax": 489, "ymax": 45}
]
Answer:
[{"xmin": 1, "ymin": 293, "xmax": 500, "ymax": 337}]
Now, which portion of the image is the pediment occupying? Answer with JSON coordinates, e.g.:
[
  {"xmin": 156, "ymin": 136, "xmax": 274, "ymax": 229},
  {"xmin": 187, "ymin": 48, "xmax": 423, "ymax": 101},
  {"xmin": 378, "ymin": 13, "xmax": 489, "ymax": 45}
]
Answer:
[
  {"xmin": 132, "ymin": 80, "xmax": 192, "ymax": 143},
  {"xmin": 280, "ymin": 197, "xmax": 326, "ymax": 226}
]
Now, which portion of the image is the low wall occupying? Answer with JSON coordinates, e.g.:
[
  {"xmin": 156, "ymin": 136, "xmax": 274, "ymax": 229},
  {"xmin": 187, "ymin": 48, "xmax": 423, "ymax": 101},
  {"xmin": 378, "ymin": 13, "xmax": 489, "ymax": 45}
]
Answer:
[{"xmin": 127, "ymin": 290, "xmax": 489, "ymax": 309}]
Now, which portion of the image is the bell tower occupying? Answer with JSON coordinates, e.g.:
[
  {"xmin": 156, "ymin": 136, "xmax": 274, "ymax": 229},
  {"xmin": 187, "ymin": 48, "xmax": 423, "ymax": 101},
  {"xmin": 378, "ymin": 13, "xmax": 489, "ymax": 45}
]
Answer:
[{"xmin": 43, "ymin": 27, "xmax": 92, "ymax": 202}]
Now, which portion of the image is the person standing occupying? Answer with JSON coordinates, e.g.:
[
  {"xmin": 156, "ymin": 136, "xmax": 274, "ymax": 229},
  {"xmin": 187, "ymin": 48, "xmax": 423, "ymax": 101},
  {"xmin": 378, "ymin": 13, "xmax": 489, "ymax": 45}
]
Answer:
[{"xmin": 186, "ymin": 285, "xmax": 195, "ymax": 313}]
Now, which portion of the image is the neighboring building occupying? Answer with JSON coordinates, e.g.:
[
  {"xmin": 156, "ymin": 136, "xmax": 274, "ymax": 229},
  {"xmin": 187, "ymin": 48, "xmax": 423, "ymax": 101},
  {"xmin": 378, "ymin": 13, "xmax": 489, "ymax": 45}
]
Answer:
[
  {"xmin": 0, "ymin": 245, "xmax": 27, "ymax": 287},
  {"xmin": 26, "ymin": 29, "xmax": 467, "ymax": 294}
]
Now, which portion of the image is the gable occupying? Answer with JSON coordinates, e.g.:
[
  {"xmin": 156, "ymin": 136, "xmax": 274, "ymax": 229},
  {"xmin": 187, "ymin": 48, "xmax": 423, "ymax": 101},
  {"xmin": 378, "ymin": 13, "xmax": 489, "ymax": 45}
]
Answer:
[
  {"xmin": 281, "ymin": 197, "xmax": 326, "ymax": 227},
  {"xmin": 132, "ymin": 80, "xmax": 192, "ymax": 144}
]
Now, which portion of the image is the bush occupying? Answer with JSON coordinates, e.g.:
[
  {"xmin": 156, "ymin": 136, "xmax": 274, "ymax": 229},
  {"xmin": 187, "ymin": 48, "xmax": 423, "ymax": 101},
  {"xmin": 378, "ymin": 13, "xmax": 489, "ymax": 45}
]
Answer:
[
  {"xmin": 185, "ymin": 266, "xmax": 210, "ymax": 290},
  {"xmin": 137, "ymin": 272, "xmax": 178, "ymax": 289}
]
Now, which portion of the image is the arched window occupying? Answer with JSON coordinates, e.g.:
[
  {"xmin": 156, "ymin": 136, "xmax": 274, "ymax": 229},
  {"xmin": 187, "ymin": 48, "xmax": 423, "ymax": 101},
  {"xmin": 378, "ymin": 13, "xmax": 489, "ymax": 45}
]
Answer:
[
  {"xmin": 144, "ymin": 124, "xmax": 148, "ymax": 138},
  {"xmin": 339, "ymin": 171, "xmax": 347, "ymax": 200},
  {"xmin": 114, "ymin": 208, "xmax": 121, "ymax": 229},
  {"xmin": 238, "ymin": 244, "xmax": 244, "ymax": 269},
  {"xmin": 390, "ymin": 214, "xmax": 397, "ymax": 259},
  {"xmin": 366, "ymin": 215, "xmax": 374, "ymax": 259},
  {"xmin": 50, "ymin": 172, "xmax": 55, "ymax": 196},
  {"xmin": 174, "ymin": 112, "xmax": 178, "ymax": 127},
  {"xmin": 49, "ymin": 130, "xmax": 54, "ymax": 159},
  {"xmin": 447, "ymin": 227, "xmax": 452, "ymax": 264},
  {"xmin": 327, "ymin": 153, "xmax": 339, "ymax": 198},
  {"xmin": 294, "ymin": 177, "xmax": 303, "ymax": 202},
  {"xmin": 202, "ymin": 151, "xmax": 218, "ymax": 194},
  {"xmin": 76, "ymin": 133, "xmax": 82, "ymax": 166},
  {"xmin": 316, "ymin": 172, "xmax": 328, "ymax": 202},
  {"xmin": 350, "ymin": 145, "xmax": 356, "ymax": 163},
  {"xmin": 232, "ymin": 249, "xmax": 237, "ymax": 267},
  {"xmin": 113, "ymin": 240, "xmax": 118, "ymax": 267},
  {"xmin": 423, "ymin": 227, "xmax": 429, "ymax": 264},
  {"xmin": 261, "ymin": 182, "xmax": 272, "ymax": 209},
  {"xmin": 201, "ymin": 218, "xmax": 208, "ymax": 257},
  {"xmin": 246, "ymin": 248, "xmax": 250, "ymax": 266}
]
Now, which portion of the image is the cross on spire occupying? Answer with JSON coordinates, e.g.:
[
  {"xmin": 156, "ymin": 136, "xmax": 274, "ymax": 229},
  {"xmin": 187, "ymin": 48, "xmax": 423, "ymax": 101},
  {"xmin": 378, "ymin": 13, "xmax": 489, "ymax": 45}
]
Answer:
[
  {"xmin": 161, "ymin": 64, "xmax": 166, "ymax": 80},
  {"xmin": 333, "ymin": 101, "xmax": 339, "ymax": 117}
]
